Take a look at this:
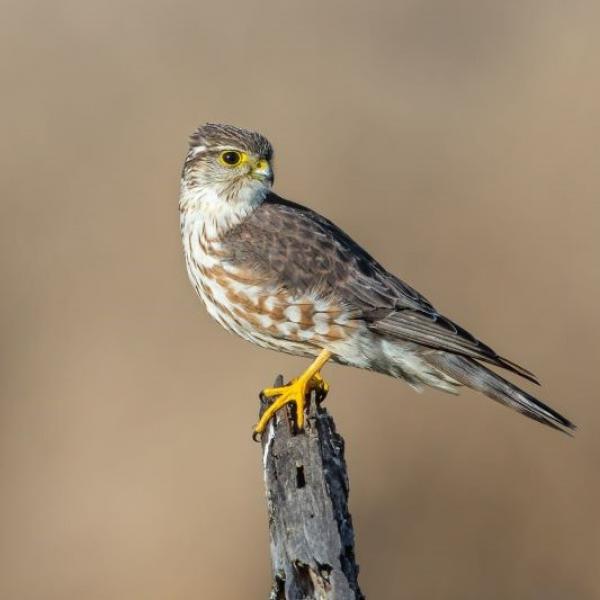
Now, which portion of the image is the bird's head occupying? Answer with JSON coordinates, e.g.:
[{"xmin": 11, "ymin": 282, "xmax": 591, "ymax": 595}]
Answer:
[{"xmin": 180, "ymin": 123, "xmax": 274, "ymax": 217}]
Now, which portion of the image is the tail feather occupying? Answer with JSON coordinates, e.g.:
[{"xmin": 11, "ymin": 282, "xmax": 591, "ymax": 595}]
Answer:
[{"xmin": 428, "ymin": 353, "xmax": 576, "ymax": 434}]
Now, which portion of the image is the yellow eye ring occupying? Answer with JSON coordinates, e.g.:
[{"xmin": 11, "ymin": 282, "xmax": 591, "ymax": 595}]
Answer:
[{"xmin": 219, "ymin": 150, "xmax": 243, "ymax": 166}]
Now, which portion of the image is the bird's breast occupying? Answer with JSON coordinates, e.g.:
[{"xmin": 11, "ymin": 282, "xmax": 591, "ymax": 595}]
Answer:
[{"xmin": 181, "ymin": 221, "xmax": 355, "ymax": 354}]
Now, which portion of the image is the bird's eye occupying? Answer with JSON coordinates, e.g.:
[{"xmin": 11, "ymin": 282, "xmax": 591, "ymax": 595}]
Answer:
[{"xmin": 220, "ymin": 151, "xmax": 242, "ymax": 166}]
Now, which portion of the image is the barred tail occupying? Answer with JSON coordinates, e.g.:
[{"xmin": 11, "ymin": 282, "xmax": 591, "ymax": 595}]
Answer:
[{"xmin": 428, "ymin": 353, "xmax": 576, "ymax": 434}]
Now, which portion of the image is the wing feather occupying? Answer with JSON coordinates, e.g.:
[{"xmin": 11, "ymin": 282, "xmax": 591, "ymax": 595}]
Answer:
[
  {"xmin": 227, "ymin": 193, "xmax": 537, "ymax": 384},
  {"xmin": 368, "ymin": 309, "xmax": 538, "ymax": 383}
]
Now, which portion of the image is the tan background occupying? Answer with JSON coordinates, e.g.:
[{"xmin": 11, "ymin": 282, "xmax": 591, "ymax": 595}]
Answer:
[{"xmin": 1, "ymin": 1, "xmax": 599, "ymax": 598}]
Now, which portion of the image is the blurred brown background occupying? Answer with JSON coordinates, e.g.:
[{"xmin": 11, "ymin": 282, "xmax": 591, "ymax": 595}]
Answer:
[{"xmin": 1, "ymin": 1, "xmax": 599, "ymax": 598}]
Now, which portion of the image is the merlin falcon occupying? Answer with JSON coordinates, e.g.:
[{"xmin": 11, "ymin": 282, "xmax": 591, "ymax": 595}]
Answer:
[{"xmin": 179, "ymin": 123, "xmax": 574, "ymax": 438}]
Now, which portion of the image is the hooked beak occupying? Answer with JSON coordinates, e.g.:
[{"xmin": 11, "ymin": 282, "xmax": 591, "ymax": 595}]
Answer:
[{"xmin": 251, "ymin": 159, "xmax": 273, "ymax": 184}]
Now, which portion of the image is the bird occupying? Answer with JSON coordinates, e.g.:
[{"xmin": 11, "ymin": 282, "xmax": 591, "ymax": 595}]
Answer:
[{"xmin": 179, "ymin": 123, "xmax": 575, "ymax": 439}]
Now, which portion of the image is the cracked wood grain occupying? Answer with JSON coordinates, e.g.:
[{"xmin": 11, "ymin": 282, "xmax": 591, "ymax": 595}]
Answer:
[{"xmin": 258, "ymin": 376, "xmax": 364, "ymax": 600}]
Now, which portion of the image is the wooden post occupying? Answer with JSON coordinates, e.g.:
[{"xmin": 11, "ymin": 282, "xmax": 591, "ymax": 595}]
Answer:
[{"xmin": 258, "ymin": 376, "xmax": 364, "ymax": 600}]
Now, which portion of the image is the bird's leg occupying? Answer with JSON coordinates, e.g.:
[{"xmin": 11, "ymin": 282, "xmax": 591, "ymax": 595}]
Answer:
[{"xmin": 253, "ymin": 349, "xmax": 332, "ymax": 439}]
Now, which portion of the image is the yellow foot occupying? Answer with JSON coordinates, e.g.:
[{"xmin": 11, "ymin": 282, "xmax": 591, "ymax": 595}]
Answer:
[
  {"xmin": 252, "ymin": 349, "xmax": 332, "ymax": 442},
  {"xmin": 252, "ymin": 372, "xmax": 329, "ymax": 441}
]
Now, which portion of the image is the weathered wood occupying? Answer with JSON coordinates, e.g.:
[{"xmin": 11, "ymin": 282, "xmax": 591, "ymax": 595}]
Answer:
[{"xmin": 258, "ymin": 376, "xmax": 364, "ymax": 600}]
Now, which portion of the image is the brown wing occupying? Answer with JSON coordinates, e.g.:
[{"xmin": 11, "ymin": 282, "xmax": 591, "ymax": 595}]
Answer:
[
  {"xmin": 225, "ymin": 194, "xmax": 433, "ymax": 307},
  {"xmin": 223, "ymin": 193, "xmax": 538, "ymax": 383}
]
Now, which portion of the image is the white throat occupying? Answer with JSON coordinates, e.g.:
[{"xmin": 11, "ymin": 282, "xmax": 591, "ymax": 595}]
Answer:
[{"xmin": 179, "ymin": 178, "xmax": 267, "ymax": 240}]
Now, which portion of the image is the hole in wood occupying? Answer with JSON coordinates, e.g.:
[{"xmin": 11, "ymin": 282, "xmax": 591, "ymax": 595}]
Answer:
[{"xmin": 296, "ymin": 465, "xmax": 306, "ymax": 489}]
